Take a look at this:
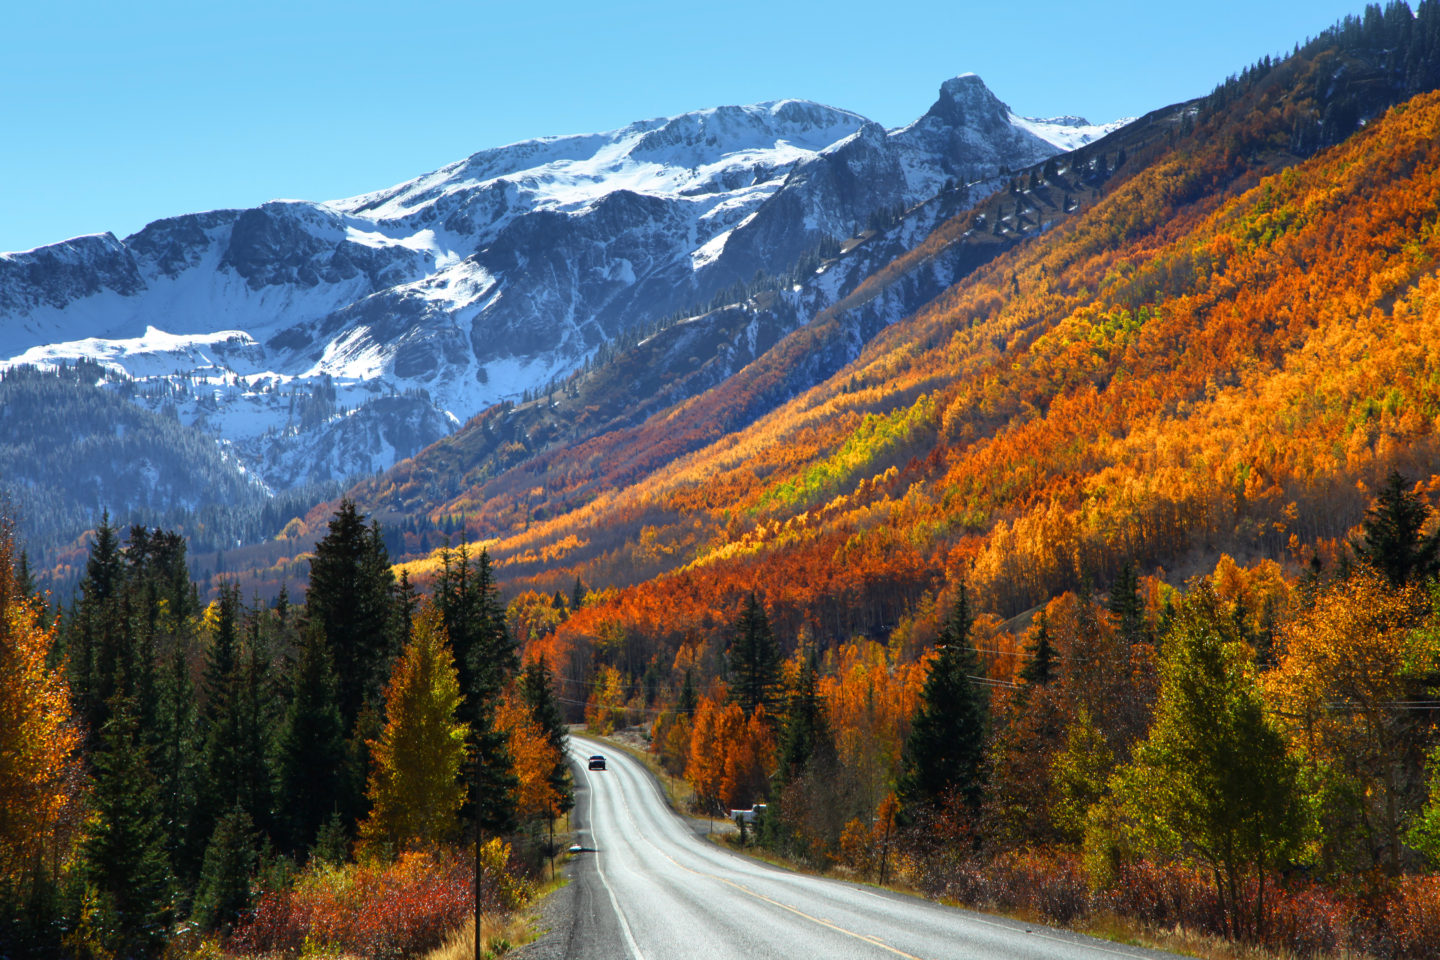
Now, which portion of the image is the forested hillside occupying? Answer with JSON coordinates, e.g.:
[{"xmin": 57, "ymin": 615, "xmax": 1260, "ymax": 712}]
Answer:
[{"xmin": 0, "ymin": 362, "xmax": 338, "ymax": 586}]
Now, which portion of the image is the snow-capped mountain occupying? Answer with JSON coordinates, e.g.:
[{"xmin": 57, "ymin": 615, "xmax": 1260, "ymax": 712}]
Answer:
[{"xmin": 0, "ymin": 74, "xmax": 1124, "ymax": 497}]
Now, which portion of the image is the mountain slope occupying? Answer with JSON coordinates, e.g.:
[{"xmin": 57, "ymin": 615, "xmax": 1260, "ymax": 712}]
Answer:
[
  {"xmin": 1, "ymin": 77, "xmax": 1111, "ymax": 503},
  {"xmin": 356, "ymin": 3, "xmax": 1440, "ymax": 660}
]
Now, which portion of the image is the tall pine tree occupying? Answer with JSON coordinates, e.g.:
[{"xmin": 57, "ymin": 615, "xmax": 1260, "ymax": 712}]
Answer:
[
  {"xmin": 898, "ymin": 582, "xmax": 987, "ymax": 817},
  {"xmin": 306, "ymin": 500, "xmax": 399, "ymax": 731},
  {"xmin": 437, "ymin": 545, "xmax": 518, "ymax": 836},
  {"xmin": 272, "ymin": 623, "xmax": 350, "ymax": 856},
  {"xmin": 728, "ymin": 593, "xmax": 779, "ymax": 719},
  {"xmin": 1354, "ymin": 469, "xmax": 1440, "ymax": 586},
  {"xmin": 1108, "ymin": 560, "xmax": 1149, "ymax": 647},
  {"xmin": 81, "ymin": 701, "xmax": 173, "ymax": 959}
]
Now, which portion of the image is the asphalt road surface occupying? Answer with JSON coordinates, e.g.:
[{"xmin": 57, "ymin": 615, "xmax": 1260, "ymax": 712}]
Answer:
[{"xmin": 563, "ymin": 735, "xmax": 1186, "ymax": 960}]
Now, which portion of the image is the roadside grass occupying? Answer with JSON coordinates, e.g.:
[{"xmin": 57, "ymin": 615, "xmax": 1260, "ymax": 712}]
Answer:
[{"xmin": 422, "ymin": 874, "xmax": 570, "ymax": 960}]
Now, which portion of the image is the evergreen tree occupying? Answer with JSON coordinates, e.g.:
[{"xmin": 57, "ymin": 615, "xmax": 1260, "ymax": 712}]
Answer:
[
  {"xmin": 1018, "ymin": 611, "xmax": 1055, "ymax": 688},
  {"xmin": 306, "ymin": 499, "xmax": 398, "ymax": 730},
  {"xmin": 728, "ymin": 593, "xmax": 779, "ymax": 718},
  {"xmin": 198, "ymin": 584, "xmax": 272, "ymax": 843},
  {"xmin": 776, "ymin": 650, "xmax": 832, "ymax": 786},
  {"xmin": 190, "ymin": 805, "xmax": 257, "ymax": 933},
  {"xmin": 68, "ymin": 513, "xmax": 127, "ymax": 737},
  {"xmin": 1108, "ymin": 559, "xmax": 1149, "ymax": 646},
  {"xmin": 81, "ymin": 702, "xmax": 173, "ymax": 960},
  {"xmin": 677, "ymin": 669, "xmax": 698, "ymax": 717},
  {"xmin": 1353, "ymin": 469, "xmax": 1439, "ymax": 586},
  {"xmin": 358, "ymin": 605, "xmax": 469, "ymax": 851},
  {"xmin": 898, "ymin": 582, "xmax": 987, "ymax": 816},
  {"xmin": 15, "ymin": 549, "xmax": 36, "ymax": 602},
  {"xmin": 571, "ymin": 576, "xmax": 586, "ymax": 612},
  {"xmin": 436, "ymin": 545, "xmax": 518, "ymax": 836},
  {"xmin": 272, "ymin": 623, "xmax": 350, "ymax": 855},
  {"xmin": 153, "ymin": 638, "xmax": 204, "ymax": 884}
]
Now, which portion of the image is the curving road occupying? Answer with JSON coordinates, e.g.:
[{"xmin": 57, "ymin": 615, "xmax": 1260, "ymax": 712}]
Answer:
[{"xmin": 563, "ymin": 735, "xmax": 1184, "ymax": 960}]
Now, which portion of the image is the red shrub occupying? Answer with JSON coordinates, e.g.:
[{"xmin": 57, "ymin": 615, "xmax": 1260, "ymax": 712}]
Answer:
[
  {"xmin": 227, "ymin": 844, "xmax": 528, "ymax": 959},
  {"xmin": 1377, "ymin": 876, "xmax": 1440, "ymax": 960}
]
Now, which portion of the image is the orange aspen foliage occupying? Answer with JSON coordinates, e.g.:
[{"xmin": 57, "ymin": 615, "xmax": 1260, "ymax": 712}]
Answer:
[
  {"xmin": 496, "ymin": 688, "xmax": 562, "ymax": 824},
  {"xmin": 0, "ymin": 522, "xmax": 81, "ymax": 891}
]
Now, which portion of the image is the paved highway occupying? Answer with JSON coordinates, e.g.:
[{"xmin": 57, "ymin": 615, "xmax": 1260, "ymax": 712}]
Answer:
[{"xmin": 565, "ymin": 735, "xmax": 1184, "ymax": 960}]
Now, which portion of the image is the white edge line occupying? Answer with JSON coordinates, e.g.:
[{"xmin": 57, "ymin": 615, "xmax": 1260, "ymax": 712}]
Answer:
[{"xmin": 581, "ymin": 759, "xmax": 648, "ymax": 960}]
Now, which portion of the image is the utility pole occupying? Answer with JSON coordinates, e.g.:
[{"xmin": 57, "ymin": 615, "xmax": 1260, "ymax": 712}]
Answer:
[{"xmin": 473, "ymin": 745, "xmax": 483, "ymax": 960}]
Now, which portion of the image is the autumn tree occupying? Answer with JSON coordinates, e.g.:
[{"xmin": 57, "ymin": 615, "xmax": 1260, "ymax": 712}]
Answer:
[
  {"xmin": 1266, "ymin": 568, "xmax": 1436, "ymax": 874},
  {"xmin": 0, "ymin": 518, "xmax": 81, "ymax": 938},
  {"xmin": 1112, "ymin": 582, "xmax": 1305, "ymax": 941},
  {"xmin": 585, "ymin": 665, "xmax": 628, "ymax": 734},
  {"xmin": 518, "ymin": 655, "xmax": 573, "ymax": 819},
  {"xmin": 497, "ymin": 689, "xmax": 563, "ymax": 827},
  {"xmin": 359, "ymin": 605, "xmax": 469, "ymax": 853}
]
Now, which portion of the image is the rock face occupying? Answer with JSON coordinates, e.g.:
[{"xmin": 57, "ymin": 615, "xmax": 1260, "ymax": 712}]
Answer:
[{"xmin": 0, "ymin": 74, "xmax": 1123, "ymax": 497}]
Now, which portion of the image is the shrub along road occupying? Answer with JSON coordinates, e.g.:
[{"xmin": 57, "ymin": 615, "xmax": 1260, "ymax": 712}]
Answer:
[{"xmin": 538, "ymin": 735, "xmax": 1185, "ymax": 960}]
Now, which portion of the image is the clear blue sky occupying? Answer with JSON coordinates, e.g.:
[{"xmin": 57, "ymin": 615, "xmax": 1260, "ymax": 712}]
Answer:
[{"xmin": 1, "ymin": 0, "xmax": 1367, "ymax": 254}]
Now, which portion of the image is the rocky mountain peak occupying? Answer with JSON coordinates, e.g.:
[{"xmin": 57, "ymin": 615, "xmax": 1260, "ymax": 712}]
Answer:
[{"xmin": 924, "ymin": 73, "xmax": 1014, "ymax": 128}]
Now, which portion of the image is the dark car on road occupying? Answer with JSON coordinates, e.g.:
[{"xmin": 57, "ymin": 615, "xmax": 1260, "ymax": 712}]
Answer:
[{"xmin": 588, "ymin": 755, "xmax": 606, "ymax": 770}]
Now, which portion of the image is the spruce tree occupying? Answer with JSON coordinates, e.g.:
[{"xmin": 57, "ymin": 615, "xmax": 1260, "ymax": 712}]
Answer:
[
  {"xmin": 728, "ymin": 593, "xmax": 779, "ymax": 718},
  {"xmin": 153, "ymin": 639, "xmax": 204, "ymax": 885},
  {"xmin": 196, "ymin": 585, "xmax": 273, "ymax": 850},
  {"xmin": 272, "ymin": 623, "xmax": 349, "ymax": 856},
  {"xmin": 1354, "ymin": 469, "xmax": 1439, "ymax": 586},
  {"xmin": 305, "ymin": 499, "xmax": 398, "ymax": 730},
  {"xmin": 1108, "ymin": 559, "xmax": 1148, "ymax": 646},
  {"xmin": 776, "ymin": 651, "xmax": 832, "ymax": 786},
  {"xmin": 190, "ymin": 804, "xmax": 257, "ymax": 933},
  {"xmin": 1018, "ymin": 611, "xmax": 1055, "ymax": 688},
  {"xmin": 437, "ymin": 546, "xmax": 518, "ymax": 836},
  {"xmin": 81, "ymin": 702, "xmax": 173, "ymax": 959},
  {"xmin": 68, "ymin": 513, "xmax": 127, "ymax": 737},
  {"xmin": 677, "ymin": 669, "xmax": 698, "ymax": 717},
  {"xmin": 898, "ymin": 582, "xmax": 987, "ymax": 816}
]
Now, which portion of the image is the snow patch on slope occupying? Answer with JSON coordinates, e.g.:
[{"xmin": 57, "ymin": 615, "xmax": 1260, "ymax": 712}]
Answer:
[{"xmin": 1013, "ymin": 114, "xmax": 1134, "ymax": 151}]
